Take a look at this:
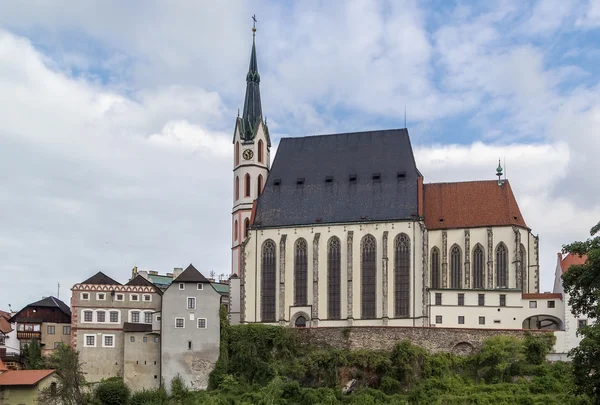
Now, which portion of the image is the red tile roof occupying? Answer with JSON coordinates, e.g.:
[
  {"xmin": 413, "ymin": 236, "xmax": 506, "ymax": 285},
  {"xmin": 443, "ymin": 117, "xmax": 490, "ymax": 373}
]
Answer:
[
  {"xmin": 423, "ymin": 180, "xmax": 527, "ymax": 230},
  {"xmin": 522, "ymin": 293, "xmax": 563, "ymax": 300},
  {"xmin": 0, "ymin": 370, "xmax": 54, "ymax": 386},
  {"xmin": 0, "ymin": 311, "xmax": 12, "ymax": 334},
  {"xmin": 559, "ymin": 253, "xmax": 587, "ymax": 274}
]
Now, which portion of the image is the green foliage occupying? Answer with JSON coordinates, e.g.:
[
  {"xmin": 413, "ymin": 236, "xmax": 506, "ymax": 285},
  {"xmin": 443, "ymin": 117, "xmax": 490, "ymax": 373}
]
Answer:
[
  {"xmin": 95, "ymin": 377, "xmax": 130, "ymax": 405},
  {"xmin": 22, "ymin": 338, "xmax": 44, "ymax": 370},
  {"xmin": 523, "ymin": 332, "xmax": 556, "ymax": 365},
  {"xmin": 562, "ymin": 220, "xmax": 600, "ymax": 403},
  {"xmin": 38, "ymin": 344, "xmax": 86, "ymax": 405},
  {"xmin": 129, "ymin": 387, "xmax": 168, "ymax": 405},
  {"xmin": 170, "ymin": 374, "xmax": 189, "ymax": 403}
]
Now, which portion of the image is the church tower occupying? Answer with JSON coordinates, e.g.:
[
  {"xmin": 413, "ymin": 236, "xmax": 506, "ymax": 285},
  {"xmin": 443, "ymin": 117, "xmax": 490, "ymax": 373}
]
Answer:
[{"xmin": 231, "ymin": 19, "xmax": 271, "ymax": 275}]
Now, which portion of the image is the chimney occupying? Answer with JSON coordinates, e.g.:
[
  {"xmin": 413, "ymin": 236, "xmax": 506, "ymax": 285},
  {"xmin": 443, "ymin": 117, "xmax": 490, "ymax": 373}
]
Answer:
[
  {"xmin": 138, "ymin": 270, "xmax": 149, "ymax": 280},
  {"xmin": 173, "ymin": 268, "xmax": 184, "ymax": 280}
]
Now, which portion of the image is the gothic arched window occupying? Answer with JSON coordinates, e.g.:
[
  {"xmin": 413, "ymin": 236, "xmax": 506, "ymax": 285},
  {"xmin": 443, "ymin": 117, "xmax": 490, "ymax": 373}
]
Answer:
[
  {"xmin": 450, "ymin": 245, "xmax": 462, "ymax": 289},
  {"xmin": 518, "ymin": 244, "xmax": 526, "ymax": 290},
  {"xmin": 235, "ymin": 176, "xmax": 239, "ymax": 201},
  {"xmin": 294, "ymin": 238, "xmax": 308, "ymax": 306},
  {"xmin": 472, "ymin": 244, "xmax": 485, "ymax": 289},
  {"xmin": 258, "ymin": 139, "xmax": 264, "ymax": 163},
  {"xmin": 431, "ymin": 247, "xmax": 440, "ymax": 289},
  {"xmin": 327, "ymin": 237, "xmax": 341, "ymax": 319},
  {"xmin": 244, "ymin": 218, "xmax": 250, "ymax": 239},
  {"xmin": 261, "ymin": 240, "xmax": 276, "ymax": 322},
  {"xmin": 496, "ymin": 243, "xmax": 508, "ymax": 288},
  {"xmin": 394, "ymin": 233, "xmax": 410, "ymax": 318},
  {"xmin": 361, "ymin": 234, "xmax": 377, "ymax": 319},
  {"xmin": 294, "ymin": 315, "xmax": 306, "ymax": 328},
  {"xmin": 234, "ymin": 220, "xmax": 238, "ymax": 241},
  {"xmin": 258, "ymin": 174, "xmax": 263, "ymax": 195},
  {"xmin": 244, "ymin": 174, "xmax": 251, "ymax": 197},
  {"xmin": 235, "ymin": 142, "xmax": 239, "ymax": 166}
]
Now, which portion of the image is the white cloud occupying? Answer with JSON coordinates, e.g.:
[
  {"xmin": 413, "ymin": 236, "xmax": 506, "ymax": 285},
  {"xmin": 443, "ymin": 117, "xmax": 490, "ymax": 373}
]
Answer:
[{"xmin": 576, "ymin": 0, "xmax": 600, "ymax": 28}]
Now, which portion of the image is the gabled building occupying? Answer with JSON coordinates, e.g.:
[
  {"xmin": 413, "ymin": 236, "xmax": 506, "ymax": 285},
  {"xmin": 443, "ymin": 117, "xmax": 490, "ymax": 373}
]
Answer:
[
  {"xmin": 161, "ymin": 264, "xmax": 222, "ymax": 391},
  {"xmin": 552, "ymin": 253, "xmax": 594, "ymax": 358},
  {"xmin": 71, "ymin": 272, "xmax": 162, "ymax": 391},
  {"xmin": 9, "ymin": 297, "xmax": 71, "ymax": 355},
  {"xmin": 0, "ymin": 358, "xmax": 56, "ymax": 404},
  {"xmin": 0, "ymin": 310, "xmax": 20, "ymax": 369}
]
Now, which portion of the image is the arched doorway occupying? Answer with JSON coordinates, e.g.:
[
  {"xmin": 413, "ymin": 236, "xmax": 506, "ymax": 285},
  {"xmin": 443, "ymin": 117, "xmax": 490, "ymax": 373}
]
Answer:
[
  {"xmin": 294, "ymin": 316, "xmax": 307, "ymax": 328},
  {"xmin": 522, "ymin": 315, "xmax": 562, "ymax": 330}
]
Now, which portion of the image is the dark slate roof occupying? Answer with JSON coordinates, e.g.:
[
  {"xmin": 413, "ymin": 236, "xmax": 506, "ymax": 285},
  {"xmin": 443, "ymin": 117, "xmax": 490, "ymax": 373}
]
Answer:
[
  {"xmin": 80, "ymin": 272, "xmax": 121, "ymax": 286},
  {"xmin": 123, "ymin": 322, "xmax": 152, "ymax": 333},
  {"xmin": 126, "ymin": 275, "xmax": 161, "ymax": 293},
  {"xmin": 253, "ymin": 129, "xmax": 421, "ymax": 228},
  {"xmin": 27, "ymin": 296, "xmax": 71, "ymax": 317},
  {"xmin": 240, "ymin": 34, "xmax": 263, "ymax": 142},
  {"xmin": 173, "ymin": 264, "xmax": 211, "ymax": 283}
]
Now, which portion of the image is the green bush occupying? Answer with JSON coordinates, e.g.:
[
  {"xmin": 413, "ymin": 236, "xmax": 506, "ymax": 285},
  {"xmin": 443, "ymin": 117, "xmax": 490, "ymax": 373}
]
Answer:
[
  {"xmin": 94, "ymin": 377, "xmax": 130, "ymax": 405},
  {"xmin": 129, "ymin": 387, "xmax": 168, "ymax": 405}
]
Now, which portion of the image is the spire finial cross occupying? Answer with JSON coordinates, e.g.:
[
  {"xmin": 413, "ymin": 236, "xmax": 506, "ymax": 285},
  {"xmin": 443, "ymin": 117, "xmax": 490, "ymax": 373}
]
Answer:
[{"xmin": 252, "ymin": 14, "xmax": 257, "ymax": 28}]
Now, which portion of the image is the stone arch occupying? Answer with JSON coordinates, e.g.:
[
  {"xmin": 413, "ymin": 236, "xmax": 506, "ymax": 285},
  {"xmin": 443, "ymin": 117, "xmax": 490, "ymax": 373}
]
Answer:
[
  {"xmin": 291, "ymin": 311, "xmax": 311, "ymax": 328},
  {"xmin": 451, "ymin": 341, "xmax": 475, "ymax": 356},
  {"xmin": 522, "ymin": 315, "xmax": 562, "ymax": 330}
]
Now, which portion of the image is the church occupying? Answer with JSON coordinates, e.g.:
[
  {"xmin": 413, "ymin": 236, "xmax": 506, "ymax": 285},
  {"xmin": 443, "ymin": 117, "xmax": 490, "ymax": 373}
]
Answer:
[{"xmin": 231, "ymin": 26, "xmax": 563, "ymax": 331}]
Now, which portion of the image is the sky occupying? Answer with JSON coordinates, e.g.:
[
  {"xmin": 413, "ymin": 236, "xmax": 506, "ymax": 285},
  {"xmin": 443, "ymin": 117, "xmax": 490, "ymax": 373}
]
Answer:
[{"xmin": 1, "ymin": 0, "xmax": 599, "ymax": 310}]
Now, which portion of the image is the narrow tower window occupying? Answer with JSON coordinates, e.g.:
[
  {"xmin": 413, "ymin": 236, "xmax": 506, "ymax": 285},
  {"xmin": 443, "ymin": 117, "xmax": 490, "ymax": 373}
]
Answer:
[
  {"xmin": 235, "ymin": 142, "xmax": 240, "ymax": 166},
  {"xmin": 327, "ymin": 237, "xmax": 341, "ymax": 320},
  {"xmin": 394, "ymin": 233, "xmax": 410, "ymax": 318},
  {"xmin": 258, "ymin": 139, "xmax": 264, "ymax": 163},
  {"xmin": 361, "ymin": 234, "xmax": 377, "ymax": 319},
  {"xmin": 431, "ymin": 247, "xmax": 440, "ymax": 289},
  {"xmin": 258, "ymin": 174, "xmax": 263, "ymax": 194},
  {"xmin": 496, "ymin": 243, "xmax": 508, "ymax": 288},
  {"xmin": 450, "ymin": 245, "xmax": 462, "ymax": 289},
  {"xmin": 234, "ymin": 220, "xmax": 238, "ymax": 241},
  {"xmin": 244, "ymin": 174, "xmax": 251, "ymax": 197},
  {"xmin": 294, "ymin": 238, "xmax": 308, "ymax": 306},
  {"xmin": 473, "ymin": 244, "xmax": 485, "ymax": 289},
  {"xmin": 261, "ymin": 240, "xmax": 276, "ymax": 322},
  {"xmin": 244, "ymin": 218, "xmax": 250, "ymax": 239},
  {"xmin": 235, "ymin": 176, "xmax": 239, "ymax": 200}
]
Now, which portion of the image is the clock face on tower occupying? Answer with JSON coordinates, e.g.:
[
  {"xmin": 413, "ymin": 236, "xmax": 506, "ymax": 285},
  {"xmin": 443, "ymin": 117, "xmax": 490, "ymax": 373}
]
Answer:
[{"xmin": 242, "ymin": 149, "xmax": 254, "ymax": 160}]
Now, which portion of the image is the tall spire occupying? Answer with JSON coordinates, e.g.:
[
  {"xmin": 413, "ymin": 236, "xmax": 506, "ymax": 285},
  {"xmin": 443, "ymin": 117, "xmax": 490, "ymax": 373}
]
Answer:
[{"xmin": 241, "ymin": 15, "xmax": 263, "ymax": 142}]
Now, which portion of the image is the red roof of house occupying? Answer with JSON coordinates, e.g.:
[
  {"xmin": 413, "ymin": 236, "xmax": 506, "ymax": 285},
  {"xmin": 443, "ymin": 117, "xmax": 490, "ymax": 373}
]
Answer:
[
  {"xmin": 0, "ymin": 311, "xmax": 12, "ymax": 334},
  {"xmin": 423, "ymin": 180, "xmax": 527, "ymax": 230},
  {"xmin": 522, "ymin": 293, "xmax": 563, "ymax": 300},
  {"xmin": 559, "ymin": 253, "xmax": 587, "ymax": 274},
  {"xmin": 0, "ymin": 369, "xmax": 54, "ymax": 386}
]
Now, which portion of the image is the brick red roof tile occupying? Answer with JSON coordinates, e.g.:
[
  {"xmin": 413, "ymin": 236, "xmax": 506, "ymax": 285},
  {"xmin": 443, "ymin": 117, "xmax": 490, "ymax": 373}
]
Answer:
[
  {"xmin": 559, "ymin": 253, "xmax": 587, "ymax": 274},
  {"xmin": 522, "ymin": 293, "xmax": 563, "ymax": 300},
  {"xmin": 423, "ymin": 180, "xmax": 527, "ymax": 230},
  {"xmin": 0, "ymin": 369, "xmax": 54, "ymax": 386}
]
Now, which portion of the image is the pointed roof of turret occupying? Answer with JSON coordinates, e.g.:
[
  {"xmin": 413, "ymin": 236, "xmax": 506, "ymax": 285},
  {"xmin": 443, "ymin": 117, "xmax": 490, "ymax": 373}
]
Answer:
[{"xmin": 240, "ymin": 20, "xmax": 264, "ymax": 142}]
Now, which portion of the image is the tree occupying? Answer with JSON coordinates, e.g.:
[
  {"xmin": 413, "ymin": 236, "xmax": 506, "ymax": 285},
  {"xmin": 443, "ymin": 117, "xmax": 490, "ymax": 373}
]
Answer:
[
  {"xmin": 562, "ymin": 220, "xmax": 600, "ymax": 403},
  {"xmin": 95, "ymin": 377, "xmax": 130, "ymax": 405},
  {"xmin": 22, "ymin": 339, "xmax": 44, "ymax": 370},
  {"xmin": 38, "ymin": 344, "xmax": 86, "ymax": 405}
]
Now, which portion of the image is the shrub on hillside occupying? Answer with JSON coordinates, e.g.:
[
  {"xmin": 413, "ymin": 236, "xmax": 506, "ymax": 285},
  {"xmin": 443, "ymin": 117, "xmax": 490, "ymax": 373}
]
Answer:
[{"xmin": 94, "ymin": 377, "xmax": 130, "ymax": 405}]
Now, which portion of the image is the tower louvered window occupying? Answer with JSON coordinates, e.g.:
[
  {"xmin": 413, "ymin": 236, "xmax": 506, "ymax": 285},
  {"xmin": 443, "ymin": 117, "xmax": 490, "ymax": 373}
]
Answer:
[
  {"xmin": 261, "ymin": 240, "xmax": 276, "ymax": 322},
  {"xmin": 496, "ymin": 243, "xmax": 508, "ymax": 288},
  {"xmin": 294, "ymin": 238, "xmax": 308, "ymax": 305},
  {"xmin": 394, "ymin": 233, "xmax": 410, "ymax": 318},
  {"xmin": 450, "ymin": 245, "xmax": 462, "ymax": 289},
  {"xmin": 361, "ymin": 235, "xmax": 377, "ymax": 319},
  {"xmin": 244, "ymin": 174, "xmax": 251, "ymax": 197},
  {"xmin": 327, "ymin": 237, "xmax": 341, "ymax": 319},
  {"xmin": 473, "ymin": 245, "xmax": 485, "ymax": 288},
  {"xmin": 431, "ymin": 247, "xmax": 440, "ymax": 289}
]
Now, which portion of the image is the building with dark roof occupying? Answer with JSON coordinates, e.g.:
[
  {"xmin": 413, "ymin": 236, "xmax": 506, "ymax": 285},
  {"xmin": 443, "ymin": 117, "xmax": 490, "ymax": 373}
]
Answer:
[
  {"xmin": 231, "ymin": 25, "xmax": 563, "ymax": 333},
  {"xmin": 9, "ymin": 296, "xmax": 71, "ymax": 356}
]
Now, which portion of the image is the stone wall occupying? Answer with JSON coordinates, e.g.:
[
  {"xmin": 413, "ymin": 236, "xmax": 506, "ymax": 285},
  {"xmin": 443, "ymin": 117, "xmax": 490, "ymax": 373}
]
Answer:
[{"xmin": 297, "ymin": 326, "xmax": 548, "ymax": 355}]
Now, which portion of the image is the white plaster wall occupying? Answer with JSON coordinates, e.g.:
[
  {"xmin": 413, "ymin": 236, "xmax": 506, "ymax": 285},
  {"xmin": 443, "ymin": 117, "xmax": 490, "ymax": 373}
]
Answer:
[
  {"xmin": 245, "ymin": 220, "xmax": 423, "ymax": 325},
  {"xmin": 428, "ymin": 290, "xmax": 564, "ymax": 329}
]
